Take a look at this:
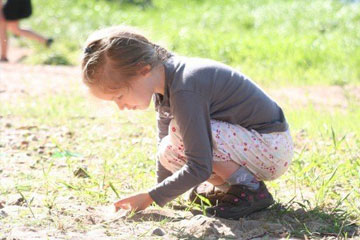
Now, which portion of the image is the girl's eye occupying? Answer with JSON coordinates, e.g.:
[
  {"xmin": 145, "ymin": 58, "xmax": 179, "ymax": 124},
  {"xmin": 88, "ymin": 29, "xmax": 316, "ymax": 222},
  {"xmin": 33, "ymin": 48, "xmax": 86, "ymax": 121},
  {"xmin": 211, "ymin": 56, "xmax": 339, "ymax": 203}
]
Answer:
[{"xmin": 117, "ymin": 95, "xmax": 123, "ymax": 100}]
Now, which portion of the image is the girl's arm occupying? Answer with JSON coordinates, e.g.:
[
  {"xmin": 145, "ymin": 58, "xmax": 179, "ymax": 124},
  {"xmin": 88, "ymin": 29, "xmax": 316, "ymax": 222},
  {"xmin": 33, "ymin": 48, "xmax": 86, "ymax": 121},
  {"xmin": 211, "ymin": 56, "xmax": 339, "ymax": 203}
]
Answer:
[
  {"xmin": 114, "ymin": 192, "xmax": 153, "ymax": 212},
  {"xmin": 149, "ymin": 91, "xmax": 213, "ymax": 207}
]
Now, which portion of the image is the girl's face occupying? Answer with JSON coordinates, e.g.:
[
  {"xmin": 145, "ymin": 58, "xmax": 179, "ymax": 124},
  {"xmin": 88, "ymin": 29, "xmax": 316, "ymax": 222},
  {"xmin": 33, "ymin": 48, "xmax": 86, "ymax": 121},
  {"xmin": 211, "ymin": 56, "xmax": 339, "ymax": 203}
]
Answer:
[{"xmin": 90, "ymin": 67, "xmax": 154, "ymax": 111}]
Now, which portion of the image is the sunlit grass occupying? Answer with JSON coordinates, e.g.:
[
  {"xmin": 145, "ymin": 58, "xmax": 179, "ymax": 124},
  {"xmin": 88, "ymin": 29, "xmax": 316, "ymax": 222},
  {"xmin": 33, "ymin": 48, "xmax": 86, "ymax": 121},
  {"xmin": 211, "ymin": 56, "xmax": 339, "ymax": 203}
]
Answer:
[
  {"xmin": 1, "ymin": 92, "xmax": 359, "ymax": 226},
  {"xmin": 18, "ymin": 0, "xmax": 360, "ymax": 86},
  {"xmin": 1, "ymin": 0, "xmax": 359, "ymax": 237}
]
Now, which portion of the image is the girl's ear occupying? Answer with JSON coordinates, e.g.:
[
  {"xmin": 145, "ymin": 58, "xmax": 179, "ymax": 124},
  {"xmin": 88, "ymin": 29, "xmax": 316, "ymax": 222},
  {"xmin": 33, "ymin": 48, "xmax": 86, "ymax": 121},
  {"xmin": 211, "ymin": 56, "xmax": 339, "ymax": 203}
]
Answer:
[{"xmin": 138, "ymin": 64, "xmax": 152, "ymax": 77}]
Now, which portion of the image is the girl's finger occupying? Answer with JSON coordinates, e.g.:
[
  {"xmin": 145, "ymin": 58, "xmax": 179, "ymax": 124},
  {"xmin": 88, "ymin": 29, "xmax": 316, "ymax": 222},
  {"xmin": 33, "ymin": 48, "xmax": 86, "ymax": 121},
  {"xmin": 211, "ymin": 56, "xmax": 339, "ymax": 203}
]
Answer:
[{"xmin": 114, "ymin": 201, "xmax": 130, "ymax": 210}]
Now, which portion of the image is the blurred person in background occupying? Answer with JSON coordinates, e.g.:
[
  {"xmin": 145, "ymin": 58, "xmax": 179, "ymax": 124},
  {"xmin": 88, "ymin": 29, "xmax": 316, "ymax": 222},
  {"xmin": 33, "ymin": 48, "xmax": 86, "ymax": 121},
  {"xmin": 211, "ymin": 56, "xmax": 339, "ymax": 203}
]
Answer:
[{"xmin": 0, "ymin": 0, "xmax": 53, "ymax": 62}]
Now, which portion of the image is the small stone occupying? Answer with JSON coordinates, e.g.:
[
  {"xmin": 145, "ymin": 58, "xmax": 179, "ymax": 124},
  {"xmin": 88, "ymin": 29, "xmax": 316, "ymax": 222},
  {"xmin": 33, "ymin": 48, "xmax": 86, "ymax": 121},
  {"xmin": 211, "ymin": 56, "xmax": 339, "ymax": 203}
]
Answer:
[
  {"xmin": 31, "ymin": 136, "xmax": 39, "ymax": 141},
  {"xmin": 74, "ymin": 167, "xmax": 90, "ymax": 178},
  {"xmin": 66, "ymin": 131, "xmax": 74, "ymax": 138},
  {"xmin": 0, "ymin": 210, "xmax": 8, "ymax": 218},
  {"xmin": 88, "ymin": 216, "xmax": 96, "ymax": 224},
  {"xmin": 152, "ymin": 227, "xmax": 166, "ymax": 236},
  {"xmin": 5, "ymin": 123, "xmax": 12, "ymax": 128},
  {"xmin": 11, "ymin": 197, "xmax": 25, "ymax": 206},
  {"xmin": 207, "ymin": 235, "xmax": 218, "ymax": 240}
]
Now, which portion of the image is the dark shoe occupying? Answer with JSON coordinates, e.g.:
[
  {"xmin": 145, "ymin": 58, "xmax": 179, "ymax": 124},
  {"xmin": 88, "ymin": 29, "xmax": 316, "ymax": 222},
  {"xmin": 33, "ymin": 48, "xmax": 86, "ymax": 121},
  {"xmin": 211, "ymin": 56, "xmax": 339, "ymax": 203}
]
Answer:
[
  {"xmin": 188, "ymin": 182, "xmax": 226, "ymax": 206},
  {"xmin": 0, "ymin": 57, "xmax": 8, "ymax": 62},
  {"xmin": 46, "ymin": 38, "xmax": 54, "ymax": 47},
  {"xmin": 206, "ymin": 181, "xmax": 274, "ymax": 219}
]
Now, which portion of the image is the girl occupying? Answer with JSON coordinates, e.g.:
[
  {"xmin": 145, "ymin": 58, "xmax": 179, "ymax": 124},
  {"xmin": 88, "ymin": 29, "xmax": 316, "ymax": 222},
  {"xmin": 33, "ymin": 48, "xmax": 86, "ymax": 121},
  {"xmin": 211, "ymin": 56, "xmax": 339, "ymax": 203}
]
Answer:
[
  {"xmin": 81, "ymin": 26, "xmax": 294, "ymax": 220},
  {"xmin": 0, "ymin": 0, "xmax": 53, "ymax": 62}
]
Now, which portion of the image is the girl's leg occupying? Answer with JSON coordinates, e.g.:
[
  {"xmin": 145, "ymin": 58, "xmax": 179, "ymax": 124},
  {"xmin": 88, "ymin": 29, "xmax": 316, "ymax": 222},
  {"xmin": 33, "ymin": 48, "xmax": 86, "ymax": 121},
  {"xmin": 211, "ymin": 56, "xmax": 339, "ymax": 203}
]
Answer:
[
  {"xmin": 207, "ymin": 120, "xmax": 294, "ymax": 219},
  {"xmin": 212, "ymin": 160, "xmax": 240, "ymax": 182},
  {"xmin": 159, "ymin": 119, "xmax": 293, "ymax": 182},
  {"xmin": 158, "ymin": 120, "xmax": 257, "ymax": 191},
  {"xmin": 157, "ymin": 128, "xmax": 230, "ymax": 203},
  {"xmin": 206, "ymin": 174, "xmax": 226, "ymax": 186},
  {"xmin": 0, "ymin": 16, "xmax": 7, "ymax": 60},
  {"xmin": 7, "ymin": 21, "xmax": 48, "ymax": 45},
  {"xmin": 210, "ymin": 120, "xmax": 293, "ymax": 181},
  {"xmin": 158, "ymin": 119, "xmax": 293, "ymax": 218}
]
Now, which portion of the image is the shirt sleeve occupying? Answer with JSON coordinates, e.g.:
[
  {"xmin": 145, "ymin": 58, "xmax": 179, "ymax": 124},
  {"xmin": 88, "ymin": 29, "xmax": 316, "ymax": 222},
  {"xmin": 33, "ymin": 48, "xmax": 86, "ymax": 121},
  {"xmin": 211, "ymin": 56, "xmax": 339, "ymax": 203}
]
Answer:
[{"xmin": 149, "ymin": 91, "xmax": 213, "ymax": 207}]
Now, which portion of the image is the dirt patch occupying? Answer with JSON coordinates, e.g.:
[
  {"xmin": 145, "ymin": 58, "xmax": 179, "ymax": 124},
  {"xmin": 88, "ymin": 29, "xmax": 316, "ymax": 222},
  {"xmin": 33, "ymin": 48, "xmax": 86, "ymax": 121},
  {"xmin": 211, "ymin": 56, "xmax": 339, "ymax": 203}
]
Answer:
[
  {"xmin": 3, "ymin": 205, "xmax": 357, "ymax": 239},
  {"xmin": 1, "ymin": 61, "xmax": 359, "ymax": 110},
  {"xmin": 270, "ymin": 85, "xmax": 360, "ymax": 111},
  {"xmin": 1, "ymin": 117, "xmax": 359, "ymax": 239},
  {"xmin": 1, "ymin": 62, "xmax": 360, "ymax": 239},
  {"xmin": 0, "ymin": 62, "xmax": 84, "ymax": 101}
]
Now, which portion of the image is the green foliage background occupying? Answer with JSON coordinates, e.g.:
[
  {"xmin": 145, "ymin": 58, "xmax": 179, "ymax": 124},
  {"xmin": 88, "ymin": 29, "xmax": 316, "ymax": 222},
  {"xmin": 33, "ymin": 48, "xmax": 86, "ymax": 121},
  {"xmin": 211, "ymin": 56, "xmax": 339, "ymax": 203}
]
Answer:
[{"xmin": 25, "ymin": 0, "xmax": 360, "ymax": 87}]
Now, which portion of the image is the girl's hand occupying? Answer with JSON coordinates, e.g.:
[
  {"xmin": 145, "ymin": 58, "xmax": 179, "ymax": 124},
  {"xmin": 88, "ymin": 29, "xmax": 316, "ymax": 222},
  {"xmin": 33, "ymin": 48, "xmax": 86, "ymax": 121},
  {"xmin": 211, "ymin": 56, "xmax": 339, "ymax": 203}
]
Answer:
[{"xmin": 114, "ymin": 192, "xmax": 153, "ymax": 212}]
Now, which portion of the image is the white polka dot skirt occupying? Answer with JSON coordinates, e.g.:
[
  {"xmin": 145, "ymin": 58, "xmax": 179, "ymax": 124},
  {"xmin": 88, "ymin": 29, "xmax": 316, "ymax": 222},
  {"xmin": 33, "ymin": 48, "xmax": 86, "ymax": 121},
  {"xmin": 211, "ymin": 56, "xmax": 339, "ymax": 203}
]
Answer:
[{"xmin": 158, "ymin": 120, "xmax": 294, "ymax": 181}]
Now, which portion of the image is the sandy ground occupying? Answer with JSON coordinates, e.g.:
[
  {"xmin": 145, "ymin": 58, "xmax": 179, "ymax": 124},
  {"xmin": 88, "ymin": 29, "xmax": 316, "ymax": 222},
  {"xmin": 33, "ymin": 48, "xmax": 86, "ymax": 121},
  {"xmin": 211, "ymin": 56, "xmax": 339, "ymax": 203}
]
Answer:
[
  {"xmin": 1, "ymin": 53, "xmax": 359, "ymax": 109},
  {"xmin": 1, "ymin": 53, "xmax": 360, "ymax": 239}
]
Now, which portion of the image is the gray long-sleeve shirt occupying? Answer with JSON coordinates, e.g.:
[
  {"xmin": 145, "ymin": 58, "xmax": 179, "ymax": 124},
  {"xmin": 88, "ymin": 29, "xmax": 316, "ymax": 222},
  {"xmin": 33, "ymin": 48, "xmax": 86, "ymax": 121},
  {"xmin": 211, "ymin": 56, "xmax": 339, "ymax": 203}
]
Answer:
[{"xmin": 148, "ymin": 56, "xmax": 288, "ymax": 207}]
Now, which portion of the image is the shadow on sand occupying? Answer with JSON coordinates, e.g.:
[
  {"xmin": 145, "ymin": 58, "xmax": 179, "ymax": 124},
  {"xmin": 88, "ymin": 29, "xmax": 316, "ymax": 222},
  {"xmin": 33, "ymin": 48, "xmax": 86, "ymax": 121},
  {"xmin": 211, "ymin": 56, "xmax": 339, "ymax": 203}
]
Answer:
[{"xmin": 127, "ymin": 203, "xmax": 359, "ymax": 239}]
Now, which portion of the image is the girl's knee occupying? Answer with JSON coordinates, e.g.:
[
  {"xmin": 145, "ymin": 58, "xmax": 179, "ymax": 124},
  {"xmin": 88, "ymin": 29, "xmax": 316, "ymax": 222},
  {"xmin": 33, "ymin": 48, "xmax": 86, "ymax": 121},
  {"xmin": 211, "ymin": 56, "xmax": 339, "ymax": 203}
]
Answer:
[
  {"xmin": 157, "ymin": 134, "xmax": 187, "ymax": 173},
  {"xmin": 157, "ymin": 135, "xmax": 171, "ymax": 168}
]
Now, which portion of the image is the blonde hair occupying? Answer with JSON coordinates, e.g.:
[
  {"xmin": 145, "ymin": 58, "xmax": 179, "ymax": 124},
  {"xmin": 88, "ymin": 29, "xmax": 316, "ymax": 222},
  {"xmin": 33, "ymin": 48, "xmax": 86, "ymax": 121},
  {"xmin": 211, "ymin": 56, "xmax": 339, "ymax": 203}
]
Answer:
[{"xmin": 81, "ymin": 26, "xmax": 171, "ymax": 90}]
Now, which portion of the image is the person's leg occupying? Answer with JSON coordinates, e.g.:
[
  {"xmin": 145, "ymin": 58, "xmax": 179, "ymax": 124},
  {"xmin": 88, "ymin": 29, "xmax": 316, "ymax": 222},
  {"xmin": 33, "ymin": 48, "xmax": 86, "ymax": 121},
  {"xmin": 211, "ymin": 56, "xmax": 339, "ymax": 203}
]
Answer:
[
  {"xmin": 157, "ymin": 121, "xmax": 229, "ymax": 205},
  {"xmin": 157, "ymin": 119, "xmax": 293, "ymax": 217},
  {"xmin": 7, "ymin": 21, "xmax": 48, "ymax": 45},
  {"xmin": 157, "ymin": 134, "xmax": 187, "ymax": 174},
  {"xmin": 158, "ymin": 119, "xmax": 263, "ymax": 189},
  {"xmin": 206, "ymin": 174, "xmax": 225, "ymax": 186},
  {"xmin": 0, "ymin": 16, "xmax": 7, "ymax": 60},
  {"xmin": 156, "ymin": 155, "xmax": 173, "ymax": 183},
  {"xmin": 212, "ymin": 160, "xmax": 239, "ymax": 181},
  {"xmin": 157, "ymin": 120, "xmax": 258, "ymax": 205},
  {"xmin": 206, "ymin": 120, "xmax": 293, "ymax": 219},
  {"xmin": 210, "ymin": 120, "xmax": 293, "ymax": 182}
]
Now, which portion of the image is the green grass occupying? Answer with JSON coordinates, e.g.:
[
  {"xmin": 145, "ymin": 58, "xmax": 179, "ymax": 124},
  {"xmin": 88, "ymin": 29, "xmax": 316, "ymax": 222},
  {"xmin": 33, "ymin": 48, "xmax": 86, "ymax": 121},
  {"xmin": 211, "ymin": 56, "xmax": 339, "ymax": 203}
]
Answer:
[
  {"xmin": 1, "ymin": 0, "xmax": 360, "ymax": 238},
  {"xmin": 1, "ymin": 89, "xmax": 359, "ymax": 237},
  {"xmin": 18, "ymin": 0, "xmax": 360, "ymax": 86}
]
